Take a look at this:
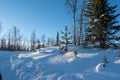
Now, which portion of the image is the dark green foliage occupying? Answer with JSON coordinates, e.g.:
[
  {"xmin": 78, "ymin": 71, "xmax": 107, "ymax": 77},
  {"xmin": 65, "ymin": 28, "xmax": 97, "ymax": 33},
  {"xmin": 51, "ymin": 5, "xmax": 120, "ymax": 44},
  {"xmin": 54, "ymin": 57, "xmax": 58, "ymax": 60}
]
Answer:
[
  {"xmin": 36, "ymin": 39, "xmax": 41, "ymax": 50},
  {"xmin": 60, "ymin": 26, "xmax": 72, "ymax": 52},
  {"xmin": 56, "ymin": 32, "xmax": 60, "ymax": 46},
  {"xmin": 82, "ymin": 38, "xmax": 89, "ymax": 48},
  {"xmin": 85, "ymin": 0, "xmax": 120, "ymax": 48}
]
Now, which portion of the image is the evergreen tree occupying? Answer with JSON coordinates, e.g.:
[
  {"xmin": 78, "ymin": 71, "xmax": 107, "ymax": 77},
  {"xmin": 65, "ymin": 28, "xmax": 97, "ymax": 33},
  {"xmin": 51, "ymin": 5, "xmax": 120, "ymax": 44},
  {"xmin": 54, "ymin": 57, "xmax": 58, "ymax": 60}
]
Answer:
[
  {"xmin": 56, "ymin": 32, "xmax": 59, "ymax": 46},
  {"xmin": 85, "ymin": 0, "xmax": 120, "ymax": 48},
  {"xmin": 36, "ymin": 39, "xmax": 41, "ymax": 50},
  {"xmin": 1, "ymin": 37, "xmax": 7, "ymax": 50},
  {"xmin": 60, "ymin": 26, "xmax": 72, "ymax": 52}
]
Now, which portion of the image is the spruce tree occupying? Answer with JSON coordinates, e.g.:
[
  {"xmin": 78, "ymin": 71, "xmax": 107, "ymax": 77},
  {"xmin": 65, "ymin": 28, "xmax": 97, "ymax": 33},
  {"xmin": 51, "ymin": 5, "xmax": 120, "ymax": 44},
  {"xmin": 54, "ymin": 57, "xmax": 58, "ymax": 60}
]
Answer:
[
  {"xmin": 85, "ymin": 0, "xmax": 120, "ymax": 48},
  {"xmin": 60, "ymin": 26, "xmax": 72, "ymax": 52},
  {"xmin": 56, "ymin": 32, "xmax": 59, "ymax": 46},
  {"xmin": 36, "ymin": 39, "xmax": 41, "ymax": 50}
]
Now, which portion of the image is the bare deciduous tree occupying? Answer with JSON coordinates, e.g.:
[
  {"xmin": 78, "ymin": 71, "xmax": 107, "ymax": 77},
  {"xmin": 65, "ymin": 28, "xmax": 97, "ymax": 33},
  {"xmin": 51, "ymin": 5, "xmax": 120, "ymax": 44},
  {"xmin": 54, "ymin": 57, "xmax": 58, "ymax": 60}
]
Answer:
[
  {"xmin": 65, "ymin": 0, "xmax": 78, "ymax": 45},
  {"xmin": 31, "ymin": 30, "xmax": 36, "ymax": 51},
  {"xmin": 78, "ymin": 0, "xmax": 87, "ymax": 46},
  {"xmin": 41, "ymin": 34, "xmax": 45, "ymax": 48}
]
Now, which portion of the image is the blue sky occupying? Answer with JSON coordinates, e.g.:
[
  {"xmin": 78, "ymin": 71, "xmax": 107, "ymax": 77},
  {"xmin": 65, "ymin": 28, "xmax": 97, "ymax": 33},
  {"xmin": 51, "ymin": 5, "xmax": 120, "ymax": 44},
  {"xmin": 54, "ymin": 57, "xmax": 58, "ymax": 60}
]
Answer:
[
  {"xmin": 0, "ymin": 0, "xmax": 72, "ymax": 39},
  {"xmin": 0, "ymin": 0, "xmax": 120, "ymax": 40}
]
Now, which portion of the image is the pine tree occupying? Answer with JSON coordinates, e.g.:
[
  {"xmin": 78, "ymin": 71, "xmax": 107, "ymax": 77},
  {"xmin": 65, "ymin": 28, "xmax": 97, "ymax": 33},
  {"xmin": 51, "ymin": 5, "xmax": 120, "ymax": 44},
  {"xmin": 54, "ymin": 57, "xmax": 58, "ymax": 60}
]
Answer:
[
  {"xmin": 36, "ymin": 39, "xmax": 41, "ymax": 50},
  {"xmin": 60, "ymin": 26, "xmax": 72, "ymax": 52},
  {"xmin": 56, "ymin": 32, "xmax": 59, "ymax": 46},
  {"xmin": 85, "ymin": 0, "xmax": 120, "ymax": 48}
]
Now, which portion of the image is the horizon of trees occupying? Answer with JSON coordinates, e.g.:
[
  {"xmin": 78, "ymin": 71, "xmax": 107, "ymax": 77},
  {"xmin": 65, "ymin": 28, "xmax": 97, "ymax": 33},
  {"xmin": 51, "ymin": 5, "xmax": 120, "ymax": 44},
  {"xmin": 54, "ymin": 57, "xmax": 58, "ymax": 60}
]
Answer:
[
  {"xmin": 0, "ymin": 26, "xmax": 58, "ymax": 51},
  {"xmin": 0, "ymin": 0, "xmax": 120, "ymax": 51}
]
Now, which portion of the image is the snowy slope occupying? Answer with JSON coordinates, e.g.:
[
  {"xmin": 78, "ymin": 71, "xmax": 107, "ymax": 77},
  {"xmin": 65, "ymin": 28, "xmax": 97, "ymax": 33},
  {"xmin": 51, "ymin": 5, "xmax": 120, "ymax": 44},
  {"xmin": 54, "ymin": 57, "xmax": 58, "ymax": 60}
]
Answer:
[
  {"xmin": 0, "ymin": 47, "xmax": 120, "ymax": 80},
  {"xmin": 0, "ymin": 51, "xmax": 19, "ymax": 80}
]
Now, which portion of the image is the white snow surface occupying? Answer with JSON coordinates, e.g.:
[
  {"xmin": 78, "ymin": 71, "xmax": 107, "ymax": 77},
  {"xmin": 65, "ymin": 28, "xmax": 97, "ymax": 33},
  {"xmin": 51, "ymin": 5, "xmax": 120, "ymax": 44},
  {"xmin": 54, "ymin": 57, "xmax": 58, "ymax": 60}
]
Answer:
[
  {"xmin": 0, "ymin": 47, "xmax": 120, "ymax": 80},
  {"xmin": 114, "ymin": 59, "xmax": 120, "ymax": 64},
  {"xmin": 95, "ymin": 63, "xmax": 104, "ymax": 72}
]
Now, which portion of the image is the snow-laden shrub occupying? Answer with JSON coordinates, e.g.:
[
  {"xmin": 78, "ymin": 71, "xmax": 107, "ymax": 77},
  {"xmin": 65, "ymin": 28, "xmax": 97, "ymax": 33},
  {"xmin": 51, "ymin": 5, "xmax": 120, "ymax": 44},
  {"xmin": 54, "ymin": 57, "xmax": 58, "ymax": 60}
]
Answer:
[
  {"xmin": 103, "ymin": 55, "xmax": 108, "ymax": 67},
  {"xmin": 73, "ymin": 50, "xmax": 78, "ymax": 57}
]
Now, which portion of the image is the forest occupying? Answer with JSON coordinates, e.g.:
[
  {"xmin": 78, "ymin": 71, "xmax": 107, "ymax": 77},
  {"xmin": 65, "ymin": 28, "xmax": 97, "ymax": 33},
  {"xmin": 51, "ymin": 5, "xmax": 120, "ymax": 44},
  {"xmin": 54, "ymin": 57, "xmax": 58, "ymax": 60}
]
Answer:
[{"xmin": 0, "ymin": 0, "xmax": 120, "ymax": 52}]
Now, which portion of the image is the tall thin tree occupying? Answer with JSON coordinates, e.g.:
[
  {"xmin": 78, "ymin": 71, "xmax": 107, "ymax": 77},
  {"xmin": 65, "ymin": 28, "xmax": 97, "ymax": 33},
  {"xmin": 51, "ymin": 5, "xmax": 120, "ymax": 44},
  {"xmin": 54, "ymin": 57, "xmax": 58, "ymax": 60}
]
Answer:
[
  {"xmin": 31, "ymin": 30, "xmax": 36, "ymax": 51},
  {"xmin": 41, "ymin": 34, "xmax": 45, "ymax": 48},
  {"xmin": 65, "ymin": 0, "xmax": 78, "ymax": 45},
  {"xmin": 56, "ymin": 32, "xmax": 60, "ymax": 46},
  {"xmin": 78, "ymin": 0, "xmax": 87, "ymax": 46}
]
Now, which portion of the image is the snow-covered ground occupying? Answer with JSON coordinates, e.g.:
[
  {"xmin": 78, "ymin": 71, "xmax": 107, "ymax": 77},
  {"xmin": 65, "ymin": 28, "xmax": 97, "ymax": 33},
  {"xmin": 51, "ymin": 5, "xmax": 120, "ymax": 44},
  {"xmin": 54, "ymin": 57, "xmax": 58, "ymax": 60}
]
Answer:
[{"xmin": 0, "ymin": 47, "xmax": 120, "ymax": 80}]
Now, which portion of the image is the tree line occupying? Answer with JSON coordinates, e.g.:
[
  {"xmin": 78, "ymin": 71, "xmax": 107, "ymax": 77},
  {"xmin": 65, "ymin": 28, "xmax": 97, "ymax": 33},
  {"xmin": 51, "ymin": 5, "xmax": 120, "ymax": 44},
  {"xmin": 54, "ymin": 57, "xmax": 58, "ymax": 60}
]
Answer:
[
  {"xmin": 0, "ymin": 0, "xmax": 120, "ymax": 52},
  {"xmin": 0, "ymin": 26, "xmax": 59, "ymax": 51}
]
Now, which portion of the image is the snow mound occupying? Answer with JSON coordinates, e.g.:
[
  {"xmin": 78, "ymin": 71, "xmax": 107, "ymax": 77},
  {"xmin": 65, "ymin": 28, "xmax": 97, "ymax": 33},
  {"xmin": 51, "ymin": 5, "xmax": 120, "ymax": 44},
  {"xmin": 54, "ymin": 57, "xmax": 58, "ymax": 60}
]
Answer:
[
  {"xmin": 114, "ymin": 59, "xmax": 120, "ymax": 64},
  {"xmin": 18, "ymin": 51, "xmax": 52, "ymax": 60},
  {"xmin": 18, "ymin": 52, "xmax": 40, "ymax": 58},
  {"xmin": 77, "ymin": 53, "xmax": 98, "ymax": 58},
  {"xmin": 48, "ymin": 51, "xmax": 75, "ymax": 64},
  {"xmin": 10, "ymin": 55, "xmax": 33, "ymax": 70},
  {"xmin": 57, "ymin": 73, "xmax": 84, "ymax": 80},
  {"xmin": 95, "ymin": 63, "xmax": 104, "ymax": 72},
  {"xmin": 76, "ymin": 73, "xmax": 85, "ymax": 80}
]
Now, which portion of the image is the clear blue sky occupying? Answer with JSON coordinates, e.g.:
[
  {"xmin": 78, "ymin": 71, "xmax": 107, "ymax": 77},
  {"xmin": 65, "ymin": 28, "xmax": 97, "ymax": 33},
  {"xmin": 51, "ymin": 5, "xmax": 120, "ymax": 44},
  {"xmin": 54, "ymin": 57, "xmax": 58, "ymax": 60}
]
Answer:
[{"xmin": 0, "ymin": 0, "xmax": 120, "ymax": 40}]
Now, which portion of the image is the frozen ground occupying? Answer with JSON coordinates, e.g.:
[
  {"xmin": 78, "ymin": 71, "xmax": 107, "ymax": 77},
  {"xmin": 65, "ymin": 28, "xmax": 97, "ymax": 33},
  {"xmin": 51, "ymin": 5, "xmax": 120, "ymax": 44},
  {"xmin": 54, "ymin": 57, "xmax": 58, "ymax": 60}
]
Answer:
[{"xmin": 0, "ymin": 47, "xmax": 120, "ymax": 80}]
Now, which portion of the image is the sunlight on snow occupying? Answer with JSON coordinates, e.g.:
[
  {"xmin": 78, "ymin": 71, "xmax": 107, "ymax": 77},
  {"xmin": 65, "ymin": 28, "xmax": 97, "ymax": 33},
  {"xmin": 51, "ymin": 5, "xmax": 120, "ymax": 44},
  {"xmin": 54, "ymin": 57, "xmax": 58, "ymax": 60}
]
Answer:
[
  {"xmin": 114, "ymin": 59, "xmax": 120, "ymax": 64},
  {"xmin": 48, "ymin": 52, "xmax": 75, "ymax": 64},
  {"xmin": 95, "ymin": 63, "xmax": 104, "ymax": 72},
  {"xmin": 18, "ymin": 52, "xmax": 40, "ymax": 58},
  {"xmin": 18, "ymin": 51, "xmax": 52, "ymax": 60},
  {"xmin": 77, "ymin": 53, "xmax": 98, "ymax": 58}
]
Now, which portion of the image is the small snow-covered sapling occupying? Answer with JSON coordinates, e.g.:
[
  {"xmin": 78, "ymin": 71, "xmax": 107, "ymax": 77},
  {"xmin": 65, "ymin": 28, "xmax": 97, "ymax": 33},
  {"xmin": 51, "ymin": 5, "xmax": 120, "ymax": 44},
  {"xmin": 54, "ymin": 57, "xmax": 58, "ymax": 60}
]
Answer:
[
  {"xmin": 103, "ymin": 55, "xmax": 108, "ymax": 67},
  {"xmin": 73, "ymin": 50, "xmax": 78, "ymax": 57}
]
